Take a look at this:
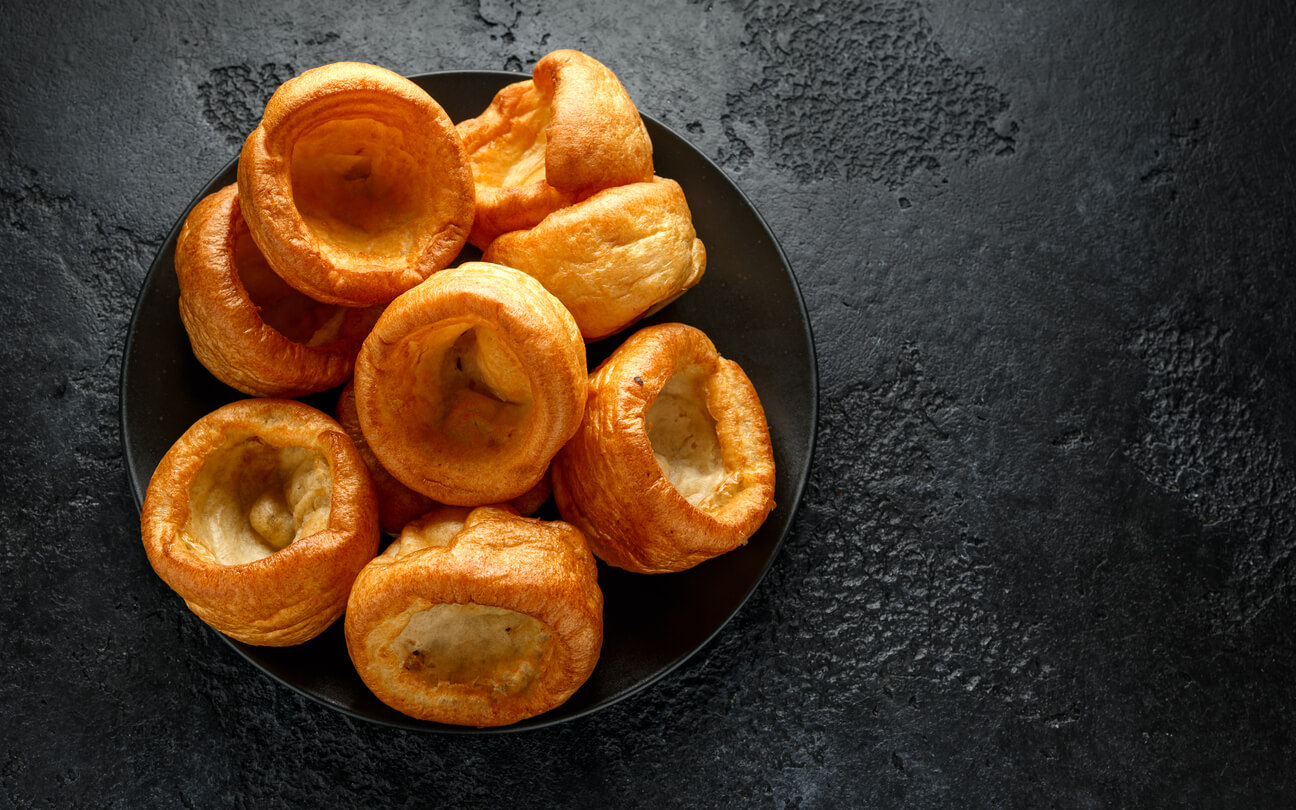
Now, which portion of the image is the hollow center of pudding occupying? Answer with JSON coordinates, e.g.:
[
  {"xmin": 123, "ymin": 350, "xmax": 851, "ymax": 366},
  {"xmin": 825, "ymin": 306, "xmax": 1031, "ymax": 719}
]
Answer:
[
  {"xmin": 404, "ymin": 322, "xmax": 534, "ymax": 458},
  {"xmin": 647, "ymin": 366, "xmax": 726, "ymax": 507},
  {"xmin": 290, "ymin": 117, "xmax": 429, "ymax": 258},
  {"xmin": 232, "ymin": 210, "xmax": 347, "ymax": 345},
  {"xmin": 182, "ymin": 437, "xmax": 332, "ymax": 565},
  {"xmin": 470, "ymin": 91, "xmax": 552, "ymax": 191},
  {"xmin": 395, "ymin": 603, "xmax": 552, "ymax": 693}
]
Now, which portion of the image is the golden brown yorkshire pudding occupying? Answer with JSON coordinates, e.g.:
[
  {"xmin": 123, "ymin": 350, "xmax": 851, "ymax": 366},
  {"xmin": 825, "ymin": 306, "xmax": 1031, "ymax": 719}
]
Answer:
[
  {"xmin": 504, "ymin": 465, "xmax": 554, "ymax": 518},
  {"xmin": 238, "ymin": 62, "xmax": 474, "ymax": 307},
  {"xmin": 335, "ymin": 382, "xmax": 554, "ymax": 535},
  {"xmin": 483, "ymin": 177, "xmax": 706, "ymax": 341},
  {"xmin": 140, "ymin": 399, "xmax": 379, "ymax": 646},
  {"xmin": 175, "ymin": 184, "xmax": 381, "ymax": 397},
  {"xmin": 353, "ymin": 262, "xmax": 586, "ymax": 506},
  {"xmin": 345, "ymin": 505, "xmax": 602, "ymax": 726},
  {"xmin": 553, "ymin": 323, "xmax": 775, "ymax": 573},
  {"xmin": 457, "ymin": 49, "xmax": 654, "ymax": 248},
  {"xmin": 335, "ymin": 381, "xmax": 435, "ymax": 535}
]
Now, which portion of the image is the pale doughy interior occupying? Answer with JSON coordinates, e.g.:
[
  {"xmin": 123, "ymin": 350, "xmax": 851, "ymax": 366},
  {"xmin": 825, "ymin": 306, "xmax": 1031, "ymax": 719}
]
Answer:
[
  {"xmin": 290, "ymin": 117, "xmax": 429, "ymax": 256},
  {"xmin": 394, "ymin": 603, "xmax": 552, "ymax": 693},
  {"xmin": 232, "ymin": 214, "xmax": 347, "ymax": 345},
  {"xmin": 403, "ymin": 322, "xmax": 534, "ymax": 457},
  {"xmin": 468, "ymin": 88, "xmax": 552, "ymax": 191},
  {"xmin": 182, "ymin": 437, "xmax": 332, "ymax": 565},
  {"xmin": 647, "ymin": 367, "xmax": 726, "ymax": 507}
]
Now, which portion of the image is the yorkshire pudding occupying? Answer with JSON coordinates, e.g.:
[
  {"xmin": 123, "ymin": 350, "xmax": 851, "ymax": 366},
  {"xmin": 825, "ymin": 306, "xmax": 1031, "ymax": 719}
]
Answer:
[
  {"xmin": 353, "ymin": 262, "xmax": 585, "ymax": 506},
  {"xmin": 175, "ymin": 184, "xmax": 381, "ymax": 397},
  {"xmin": 140, "ymin": 399, "xmax": 379, "ymax": 645},
  {"xmin": 483, "ymin": 177, "xmax": 706, "ymax": 340},
  {"xmin": 238, "ymin": 62, "xmax": 474, "ymax": 307},
  {"xmin": 457, "ymin": 49, "xmax": 654, "ymax": 248},
  {"xmin": 553, "ymin": 323, "xmax": 776, "ymax": 573},
  {"xmin": 335, "ymin": 381, "xmax": 554, "ymax": 534},
  {"xmin": 345, "ymin": 505, "xmax": 602, "ymax": 726}
]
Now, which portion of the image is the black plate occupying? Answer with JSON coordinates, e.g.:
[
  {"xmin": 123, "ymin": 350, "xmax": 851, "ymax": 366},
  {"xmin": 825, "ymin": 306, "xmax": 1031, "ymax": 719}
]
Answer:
[{"xmin": 120, "ymin": 70, "xmax": 817, "ymax": 732}]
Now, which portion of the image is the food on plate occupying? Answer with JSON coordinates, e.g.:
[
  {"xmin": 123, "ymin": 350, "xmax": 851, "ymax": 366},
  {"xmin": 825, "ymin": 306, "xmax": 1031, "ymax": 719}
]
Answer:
[
  {"xmin": 504, "ymin": 464, "xmax": 554, "ymax": 518},
  {"xmin": 334, "ymin": 381, "xmax": 436, "ymax": 535},
  {"xmin": 553, "ymin": 323, "xmax": 775, "ymax": 573},
  {"xmin": 457, "ymin": 49, "xmax": 653, "ymax": 248},
  {"xmin": 139, "ymin": 399, "xmax": 379, "ymax": 645},
  {"xmin": 238, "ymin": 62, "xmax": 474, "ymax": 307},
  {"xmin": 335, "ymin": 381, "xmax": 554, "ymax": 534},
  {"xmin": 345, "ymin": 505, "xmax": 602, "ymax": 726},
  {"xmin": 483, "ymin": 177, "xmax": 706, "ymax": 341},
  {"xmin": 174, "ymin": 184, "xmax": 381, "ymax": 397},
  {"xmin": 352, "ymin": 262, "xmax": 586, "ymax": 506},
  {"xmin": 139, "ymin": 54, "xmax": 793, "ymax": 726}
]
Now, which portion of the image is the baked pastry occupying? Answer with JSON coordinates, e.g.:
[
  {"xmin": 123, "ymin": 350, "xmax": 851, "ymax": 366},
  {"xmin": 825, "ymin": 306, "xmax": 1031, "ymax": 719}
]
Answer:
[
  {"xmin": 140, "ymin": 399, "xmax": 379, "ymax": 645},
  {"xmin": 238, "ymin": 62, "xmax": 474, "ymax": 307},
  {"xmin": 353, "ymin": 262, "xmax": 586, "ymax": 506},
  {"xmin": 335, "ymin": 381, "xmax": 554, "ymax": 534},
  {"xmin": 334, "ymin": 381, "xmax": 435, "ymax": 535},
  {"xmin": 345, "ymin": 505, "xmax": 602, "ymax": 726},
  {"xmin": 457, "ymin": 49, "xmax": 653, "ymax": 248},
  {"xmin": 175, "ymin": 184, "xmax": 381, "ymax": 397},
  {"xmin": 553, "ymin": 323, "xmax": 775, "ymax": 573},
  {"xmin": 506, "ymin": 464, "xmax": 554, "ymax": 517},
  {"xmin": 483, "ymin": 177, "xmax": 705, "ymax": 340}
]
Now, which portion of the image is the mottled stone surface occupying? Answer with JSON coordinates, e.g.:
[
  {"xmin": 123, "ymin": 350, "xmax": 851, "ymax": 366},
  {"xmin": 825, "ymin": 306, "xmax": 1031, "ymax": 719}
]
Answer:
[{"xmin": 3, "ymin": 0, "xmax": 1295, "ymax": 806}]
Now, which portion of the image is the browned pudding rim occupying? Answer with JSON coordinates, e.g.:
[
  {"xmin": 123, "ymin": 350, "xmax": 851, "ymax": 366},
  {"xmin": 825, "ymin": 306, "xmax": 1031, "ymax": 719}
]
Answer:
[
  {"xmin": 345, "ymin": 506, "xmax": 602, "ymax": 726},
  {"xmin": 140, "ymin": 399, "xmax": 378, "ymax": 645},
  {"xmin": 553, "ymin": 322, "xmax": 776, "ymax": 573},
  {"xmin": 237, "ymin": 62, "xmax": 475, "ymax": 307},
  {"xmin": 456, "ymin": 49, "xmax": 653, "ymax": 248},
  {"xmin": 480, "ymin": 176, "xmax": 706, "ymax": 341},
  {"xmin": 353, "ymin": 262, "xmax": 586, "ymax": 506},
  {"xmin": 174, "ymin": 184, "xmax": 373, "ymax": 397}
]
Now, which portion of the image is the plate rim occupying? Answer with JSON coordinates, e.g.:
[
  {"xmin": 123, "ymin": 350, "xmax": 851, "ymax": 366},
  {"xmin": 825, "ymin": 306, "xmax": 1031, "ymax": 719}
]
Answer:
[{"xmin": 119, "ymin": 68, "xmax": 819, "ymax": 733}]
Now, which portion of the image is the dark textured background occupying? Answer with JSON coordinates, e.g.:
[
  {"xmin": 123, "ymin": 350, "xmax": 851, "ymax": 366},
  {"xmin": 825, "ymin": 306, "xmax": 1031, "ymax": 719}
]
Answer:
[{"xmin": 3, "ymin": 0, "xmax": 1294, "ymax": 806}]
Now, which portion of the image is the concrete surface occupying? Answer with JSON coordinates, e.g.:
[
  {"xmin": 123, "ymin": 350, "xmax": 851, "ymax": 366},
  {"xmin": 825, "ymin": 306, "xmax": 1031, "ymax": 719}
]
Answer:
[{"xmin": 2, "ymin": 0, "xmax": 1294, "ymax": 806}]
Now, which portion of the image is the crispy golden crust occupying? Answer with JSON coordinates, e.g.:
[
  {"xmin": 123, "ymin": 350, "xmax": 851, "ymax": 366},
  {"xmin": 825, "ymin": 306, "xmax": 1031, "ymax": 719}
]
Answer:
[
  {"xmin": 140, "ymin": 399, "xmax": 379, "ymax": 645},
  {"xmin": 553, "ymin": 323, "xmax": 775, "ymax": 573},
  {"xmin": 483, "ymin": 177, "xmax": 706, "ymax": 341},
  {"xmin": 335, "ymin": 381, "xmax": 436, "ymax": 534},
  {"xmin": 507, "ymin": 465, "xmax": 553, "ymax": 517},
  {"xmin": 353, "ymin": 262, "xmax": 586, "ymax": 506},
  {"xmin": 238, "ymin": 62, "xmax": 474, "ymax": 306},
  {"xmin": 344, "ymin": 506, "xmax": 602, "ymax": 726},
  {"xmin": 175, "ymin": 184, "xmax": 381, "ymax": 397},
  {"xmin": 456, "ymin": 80, "xmax": 580, "ymax": 249},
  {"xmin": 457, "ymin": 49, "xmax": 653, "ymax": 248},
  {"xmin": 335, "ymin": 382, "xmax": 554, "ymax": 534}
]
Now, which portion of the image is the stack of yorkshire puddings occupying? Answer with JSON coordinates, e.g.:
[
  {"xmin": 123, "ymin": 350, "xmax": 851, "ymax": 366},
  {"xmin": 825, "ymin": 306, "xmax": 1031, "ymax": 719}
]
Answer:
[{"xmin": 140, "ymin": 50, "xmax": 776, "ymax": 727}]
